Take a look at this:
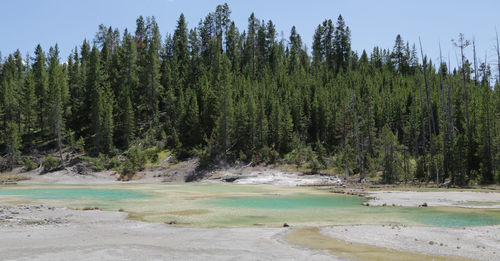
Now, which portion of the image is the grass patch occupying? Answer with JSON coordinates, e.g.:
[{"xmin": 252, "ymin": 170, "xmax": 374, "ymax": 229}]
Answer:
[{"xmin": 145, "ymin": 149, "xmax": 171, "ymax": 167}]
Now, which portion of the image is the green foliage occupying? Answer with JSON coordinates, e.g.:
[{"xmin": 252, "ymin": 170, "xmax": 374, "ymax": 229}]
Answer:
[
  {"xmin": 120, "ymin": 146, "xmax": 147, "ymax": 176},
  {"xmin": 81, "ymin": 154, "xmax": 121, "ymax": 171},
  {"xmin": 43, "ymin": 156, "xmax": 61, "ymax": 172},
  {"xmin": 381, "ymin": 126, "xmax": 401, "ymax": 183},
  {"xmin": 3, "ymin": 121, "xmax": 21, "ymax": 169},
  {"xmin": 76, "ymin": 136, "xmax": 85, "ymax": 152},
  {"xmin": 0, "ymin": 4, "xmax": 498, "ymax": 185},
  {"xmin": 22, "ymin": 157, "xmax": 38, "ymax": 171}
]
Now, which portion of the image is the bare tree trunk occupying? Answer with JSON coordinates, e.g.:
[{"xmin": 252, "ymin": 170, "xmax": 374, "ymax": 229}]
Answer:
[
  {"xmin": 419, "ymin": 39, "xmax": 437, "ymax": 137},
  {"xmin": 473, "ymin": 38, "xmax": 478, "ymax": 85},
  {"xmin": 420, "ymin": 39, "xmax": 436, "ymax": 182},
  {"xmin": 455, "ymin": 34, "xmax": 472, "ymax": 177},
  {"xmin": 413, "ymin": 93, "xmax": 418, "ymax": 157},
  {"xmin": 350, "ymin": 91, "xmax": 364, "ymax": 181},
  {"xmin": 354, "ymin": 105, "xmax": 364, "ymax": 181},
  {"xmin": 367, "ymin": 105, "xmax": 374, "ymax": 157},
  {"xmin": 343, "ymin": 104, "xmax": 348, "ymax": 180},
  {"xmin": 439, "ymin": 45, "xmax": 448, "ymax": 180},
  {"xmin": 447, "ymin": 57, "xmax": 454, "ymax": 146},
  {"xmin": 484, "ymin": 52, "xmax": 494, "ymax": 181},
  {"xmin": 419, "ymin": 81, "xmax": 426, "ymax": 156},
  {"xmin": 496, "ymin": 28, "xmax": 500, "ymax": 84},
  {"xmin": 55, "ymin": 100, "xmax": 64, "ymax": 167}
]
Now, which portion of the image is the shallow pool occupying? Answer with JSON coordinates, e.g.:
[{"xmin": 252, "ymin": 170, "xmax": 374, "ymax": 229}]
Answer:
[{"xmin": 0, "ymin": 184, "xmax": 499, "ymax": 227}]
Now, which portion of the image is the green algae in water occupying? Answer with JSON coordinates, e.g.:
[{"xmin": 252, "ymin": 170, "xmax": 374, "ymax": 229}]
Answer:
[
  {"xmin": 210, "ymin": 194, "xmax": 500, "ymax": 227},
  {"xmin": 1, "ymin": 184, "xmax": 499, "ymax": 227},
  {"xmin": 404, "ymin": 208, "xmax": 500, "ymax": 227},
  {"xmin": 211, "ymin": 195, "xmax": 365, "ymax": 209},
  {"xmin": 0, "ymin": 188, "xmax": 150, "ymax": 201}
]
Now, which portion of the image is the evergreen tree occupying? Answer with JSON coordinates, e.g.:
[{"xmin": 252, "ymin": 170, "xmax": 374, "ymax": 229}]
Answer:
[
  {"xmin": 22, "ymin": 58, "xmax": 36, "ymax": 147},
  {"xmin": 47, "ymin": 45, "xmax": 68, "ymax": 162},
  {"xmin": 33, "ymin": 45, "xmax": 48, "ymax": 136}
]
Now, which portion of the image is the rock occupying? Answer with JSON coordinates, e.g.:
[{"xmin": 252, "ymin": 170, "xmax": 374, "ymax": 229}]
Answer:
[
  {"xmin": 223, "ymin": 177, "xmax": 239, "ymax": 183},
  {"xmin": 429, "ymin": 241, "xmax": 435, "ymax": 245},
  {"xmin": 283, "ymin": 223, "xmax": 290, "ymax": 227}
]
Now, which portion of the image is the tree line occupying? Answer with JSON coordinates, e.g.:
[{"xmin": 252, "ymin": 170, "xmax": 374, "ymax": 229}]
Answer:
[{"xmin": 1, "ymin": 4, "xmax": 499, "ymax": 185}]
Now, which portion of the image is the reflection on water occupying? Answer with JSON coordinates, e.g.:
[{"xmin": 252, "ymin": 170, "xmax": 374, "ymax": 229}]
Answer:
[{"xmin": 0, "ymin": 184, "xmax": 499, "ymax": 227}]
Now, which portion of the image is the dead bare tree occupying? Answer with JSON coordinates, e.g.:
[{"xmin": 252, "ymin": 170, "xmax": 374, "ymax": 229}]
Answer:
[
  {"xmin": 419, "ymin": 39, "xmax": 437, "ymax": 137},
  {"xmin": 496, "ymin": 28, "xmax": 500, "ymax": 84},
  {"xmin": 484, "ymin": 51, "xmax": 494, "ymax": 178},
  {"xmin": 350, "ymin": 90, "xmax": 364, "ymax": 182},
  {"xmin": 439, "ymin": 44, "xmax": 448, "ymax": 180},
  {"xmin": 453, "ymin": 33, "xmax": 472, "ymax": 177},
  {"xmin": 473, "ymin": 37, "xmax": 478, "ymax": 85},
  {"xmin": 419, "ymin": 38, "xmax": 437, "ymax": 183},
  {"xmin": 418, "ymin": 80, "xmax": 426, "ymax": 153},
  {"xmin": 447, "ymin": 56, "xmax": 454, "ymax": 147},
  {"xmin": 55, "ymin": 99, "xmax": 64, "ymax": 168}
]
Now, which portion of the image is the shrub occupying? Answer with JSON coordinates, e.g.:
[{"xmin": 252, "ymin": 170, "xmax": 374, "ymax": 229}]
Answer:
[
  {"xmin": 43, "ymin": 156, "xmax": 61, "ymax": 172},
  {"xmin": 76, "ymin": 136, "xmax": 85, "ymax": 152},
  {"xmin": 195, "ymin": 147, "xmax": 211, "ymax": 169},
  {"xmin": 23, "ymin": 158, "xmax": 38, "ymax": 171},
  {"xmin": 120, "ymin": 146, "xmax": 146, "ymax": 177},
  {"xmin": 81, "ymin": 154, "xmax": 121, "ymax": 171}
]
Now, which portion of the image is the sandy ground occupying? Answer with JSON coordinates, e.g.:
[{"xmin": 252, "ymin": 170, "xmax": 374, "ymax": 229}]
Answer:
[
  {"xmin": 365, "ymin": 190, "xmax": 500, "ymax": 208},
  {"xmin": 320, "ymin": 224, "xmax": 500, "ymax": 260},
  {"xmin": 0, "ymin": 205, "xmax": 335, "ymax": 261},
  {"xmin": 2, "ymin": 204, "xmax": 499, "ymax": 261},
  {"xmin": 2, "ymin": 166, "xmax": 500, "ymax": 260}
]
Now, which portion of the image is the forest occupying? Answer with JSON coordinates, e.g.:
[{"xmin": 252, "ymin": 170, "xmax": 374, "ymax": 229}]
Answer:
[{"xmin": 1, "ymin": 4, "xmax": 499, "ymax": 185}]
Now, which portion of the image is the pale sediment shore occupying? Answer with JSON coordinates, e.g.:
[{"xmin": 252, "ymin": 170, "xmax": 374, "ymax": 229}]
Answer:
[
  {"xmin": 319, "ymin": 224, "xmax": 500, "ymax": 261},
  {"xmin": 2, "ymin": 203, "xmax": 500, "ymax": 260},
  {"xmin": 0, "ymin": 204, "xmax": 334, "ymax": 261},
  {"xmin": 365, "ymin": 190, "xmax": 500, "ymax": 208}
]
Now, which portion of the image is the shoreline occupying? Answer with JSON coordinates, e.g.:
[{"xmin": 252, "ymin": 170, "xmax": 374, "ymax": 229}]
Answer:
[
  {"xmin": 1, "ymin": 167, "xmax": 500, "ymax": 260},
  {"xmin": 2, "ymin": 203, "xmax": 499, "ymax": 260}
]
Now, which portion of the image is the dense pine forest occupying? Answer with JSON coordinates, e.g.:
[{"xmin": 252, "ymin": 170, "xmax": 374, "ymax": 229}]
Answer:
[{"xmin": 1, "ymin": 4, "xmax": 499, "ymax": 185}]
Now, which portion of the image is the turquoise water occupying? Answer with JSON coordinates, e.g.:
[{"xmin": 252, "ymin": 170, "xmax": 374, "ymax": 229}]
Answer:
[
  {"xmin": 0, "ymin": 185, "xmax": 499, "ymax": 227},
  {"xmin": 212, "ymin": 195, "xmax": 365, "ymax": 209},
  {"xmin": 404, "ymin": 208, "xmax": 500, "ymax": 227},
  {"xmin": 210, "ymin": 194, "xmax": 500, "ymax": 227},
  {"xmin": 0, "ymin": 188, "xmax": 150, "ymax": 201}
]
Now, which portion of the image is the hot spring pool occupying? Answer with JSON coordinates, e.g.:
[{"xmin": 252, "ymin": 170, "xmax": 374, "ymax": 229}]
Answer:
[{"xmin": 0, "ymin": 184, "xmax": 499, "ymax": 227}]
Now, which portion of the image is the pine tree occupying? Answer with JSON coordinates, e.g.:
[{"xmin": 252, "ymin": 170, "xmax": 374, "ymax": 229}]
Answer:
[
  {"xmin": 140, "ymin": 17, "xmax": 163, "ymax": 126},
  {"xmin": 115, "ymin": 30, "xmax": 137, "ymax": 149},
  {"xmin": 3, "ymin": 121, "xmax": 21, "ymax": 169},
  {"xmin": 213, "ymin": 56, "xmax": 234, "ymax": 157},
  {"xmin": 47, "ymin": 45, "xmax": 67, "ymax": 163},
  {"xmin": 334, "ymin": 15, "xmax": 351, "ymax": 73},
  {"xmin": 87, "ymin": 46, "xmax": 114, "ymax": 154},
  {"xmin": 22, "ymin": 56, "xmax": 36, "ymax": 148},
  {"xmin": 33, "ymin": 45, "xmax": 48, "ymax": 136}
]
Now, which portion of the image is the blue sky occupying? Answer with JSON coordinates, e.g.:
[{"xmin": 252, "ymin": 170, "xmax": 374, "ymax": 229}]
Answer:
[{"xmin": 1, "ymin": 0, "xmax": 499, "ymax": 70}]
